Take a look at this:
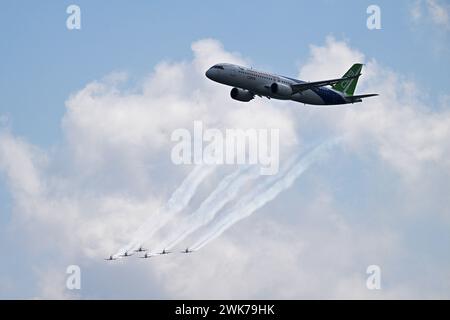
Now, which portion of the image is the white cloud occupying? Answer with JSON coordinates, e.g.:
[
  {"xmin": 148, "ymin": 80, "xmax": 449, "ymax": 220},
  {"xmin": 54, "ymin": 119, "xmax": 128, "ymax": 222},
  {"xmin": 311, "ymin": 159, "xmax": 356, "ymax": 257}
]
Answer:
[
  {"xmin": 62, "ymin": 39, "xmax": 297, "ymax": 179},
  {"xmin": 297, "ymin": 36, "xmax": 450, "ymax": 180},
  {"xmin": 151, "ymin": 191, "xmax": 407, "ymax": 299},
  {"xmin": 411, "ymin": 0, "xmax": 450, "ymax": 29},
  {"xmin": 427, "ymin": 0, "xmax": 450, "ymax": 28},
  {"xmin": 1, "ymin": 37, "xmax": 450, "ymax": 299},
  {"xmin": 411, "ymin": 0, "xmax": 423, "ymax": 22},
  {"xmin": 33, "ymin": 267, "xmax": 78, "ymax": 300},
  {"xmin": 299, "ymin": 36, "xmax": 365, "ymax": 80}
]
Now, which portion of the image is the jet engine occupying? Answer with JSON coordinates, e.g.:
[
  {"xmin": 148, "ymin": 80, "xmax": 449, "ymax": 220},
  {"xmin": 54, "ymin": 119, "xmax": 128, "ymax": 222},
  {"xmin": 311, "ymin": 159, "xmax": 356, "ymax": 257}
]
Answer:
[
  {"xmin": 270, "ymin": 82, "xmax": 293, "ymax": 97},
  {"xmin": 230, "ymin": 88, "xmax": 254, "ymax": 102}
]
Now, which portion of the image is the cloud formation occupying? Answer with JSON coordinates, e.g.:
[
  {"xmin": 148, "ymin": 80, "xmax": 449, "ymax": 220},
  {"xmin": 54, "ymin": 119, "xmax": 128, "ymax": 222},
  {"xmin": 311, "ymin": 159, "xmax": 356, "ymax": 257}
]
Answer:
[
  {"xmin": 1, "ymin": 36, "xmax": 450, "ymax": 299},
  {"xmin": 411, "ymin": 0, "xmax": 450, "ymax": 30}
]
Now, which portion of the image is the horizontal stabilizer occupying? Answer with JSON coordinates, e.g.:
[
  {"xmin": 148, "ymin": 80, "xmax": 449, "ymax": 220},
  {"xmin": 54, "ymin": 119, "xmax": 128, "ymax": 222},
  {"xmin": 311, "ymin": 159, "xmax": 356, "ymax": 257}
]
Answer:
[
  {"xmin": 346, "ymin": 93, "xmax": 379, "ymax": 103},
  {"xmin": 291, "ymin": 75, "xmax": 360, "ymax": 94}
]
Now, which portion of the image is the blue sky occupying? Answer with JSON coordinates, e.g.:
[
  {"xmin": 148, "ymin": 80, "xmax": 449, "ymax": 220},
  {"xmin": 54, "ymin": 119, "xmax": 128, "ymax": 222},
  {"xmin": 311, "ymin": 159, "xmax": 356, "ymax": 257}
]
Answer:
[{"xmin": 1, "ymin": 1, "xmax": 450, "ymax": 299}]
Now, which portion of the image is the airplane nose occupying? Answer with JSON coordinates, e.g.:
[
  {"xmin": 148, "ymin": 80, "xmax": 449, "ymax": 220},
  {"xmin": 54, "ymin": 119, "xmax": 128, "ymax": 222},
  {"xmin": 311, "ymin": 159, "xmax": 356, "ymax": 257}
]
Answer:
[{"xmin": 205, "ymin": 68, "xmax": 213, "ymax": 79}]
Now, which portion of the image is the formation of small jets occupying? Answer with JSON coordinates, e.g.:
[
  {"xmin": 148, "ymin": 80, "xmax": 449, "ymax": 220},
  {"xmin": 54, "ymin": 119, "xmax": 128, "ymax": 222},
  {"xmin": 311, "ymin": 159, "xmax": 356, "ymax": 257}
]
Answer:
[{"xmin": 105, "ymin": 247, "xmax": 194, "ymax": 261}]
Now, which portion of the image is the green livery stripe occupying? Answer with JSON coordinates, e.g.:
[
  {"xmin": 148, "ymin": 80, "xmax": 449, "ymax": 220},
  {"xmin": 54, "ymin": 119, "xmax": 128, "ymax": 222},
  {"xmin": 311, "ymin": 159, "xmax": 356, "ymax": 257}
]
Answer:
[{"xmin": 332, "ymin": 63, "xmax": 363, "ymax": 96}]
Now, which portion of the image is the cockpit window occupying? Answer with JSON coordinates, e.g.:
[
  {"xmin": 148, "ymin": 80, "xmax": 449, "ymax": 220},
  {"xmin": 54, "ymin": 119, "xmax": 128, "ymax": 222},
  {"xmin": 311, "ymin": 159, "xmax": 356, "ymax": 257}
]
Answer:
[{"xmin": 212, "ymin": 65, "xmax": 224, "ymax": 70}]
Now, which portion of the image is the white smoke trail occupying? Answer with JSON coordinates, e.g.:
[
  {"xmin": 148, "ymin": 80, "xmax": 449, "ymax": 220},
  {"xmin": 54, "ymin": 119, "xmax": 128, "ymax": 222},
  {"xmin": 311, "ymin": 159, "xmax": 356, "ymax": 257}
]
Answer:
[
  {"xmin": 190, "ymin": 139, "xmax": 338, "ymax": 251},
  {"xmin": 158, "ymin": 165, "xmax": 261, "ymax": 251},
  {"xmin": 114, "ymin": 163, "xmax": 216, "ymax": 257}
]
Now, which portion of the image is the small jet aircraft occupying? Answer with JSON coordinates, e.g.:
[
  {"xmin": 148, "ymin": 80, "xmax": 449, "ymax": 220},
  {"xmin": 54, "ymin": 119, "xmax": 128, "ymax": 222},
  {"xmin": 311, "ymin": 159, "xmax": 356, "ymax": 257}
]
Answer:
[
  {"xmin": 181, "ymin": 248, "xmax": 194, "ymax": 254},
  {"xmin": 159, "ymin": 249, "xmax": 171, "ymax": 255},
  {"xmin": 121, "ymin": 251, "xmax": 134, "ymax": 258},
  {"xmin": 134, "ymin": 246, "xmax": 148, "ymax": 253},
  {"xmin": 104, "ymin": 255, "xmax": 117, "ymax": 261},
  {"xmin": 140, "ymin": 253, "xmax": 153, "ymax": 259}
]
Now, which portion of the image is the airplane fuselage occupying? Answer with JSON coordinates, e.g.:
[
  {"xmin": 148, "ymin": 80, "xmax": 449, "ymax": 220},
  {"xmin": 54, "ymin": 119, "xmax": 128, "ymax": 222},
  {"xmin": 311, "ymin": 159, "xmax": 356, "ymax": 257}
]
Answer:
[{"xmin": 205, "ymin": 63, "xmax": 350, "ymax": 105}]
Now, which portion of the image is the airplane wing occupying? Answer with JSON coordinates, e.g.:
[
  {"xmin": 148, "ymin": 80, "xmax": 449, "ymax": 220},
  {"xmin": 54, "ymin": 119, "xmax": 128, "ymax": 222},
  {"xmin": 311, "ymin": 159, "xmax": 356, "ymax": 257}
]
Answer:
[
  {"xmin": 346, "ymin": 93, "xmax": 379, "ymax": 103},
  {"xmin": 291, "ymin": 75, "xmax": 360, "ymax": 94}
]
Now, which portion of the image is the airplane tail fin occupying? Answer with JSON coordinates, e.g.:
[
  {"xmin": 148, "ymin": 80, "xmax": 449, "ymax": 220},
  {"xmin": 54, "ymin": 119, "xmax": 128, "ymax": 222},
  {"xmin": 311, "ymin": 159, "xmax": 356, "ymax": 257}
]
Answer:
[{"xmin": 332, "ymin": 63, "xmax": 363, "ymax": 96}]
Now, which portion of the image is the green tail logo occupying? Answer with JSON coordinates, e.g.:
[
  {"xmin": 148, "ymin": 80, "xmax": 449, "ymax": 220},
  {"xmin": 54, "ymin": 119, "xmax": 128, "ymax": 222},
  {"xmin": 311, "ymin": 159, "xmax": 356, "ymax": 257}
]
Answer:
[{"xmin": 332, "ymin": 63, "xmax": 363, "ymax": 96}]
